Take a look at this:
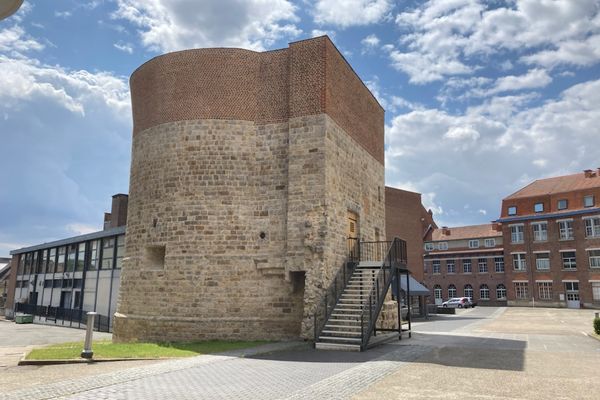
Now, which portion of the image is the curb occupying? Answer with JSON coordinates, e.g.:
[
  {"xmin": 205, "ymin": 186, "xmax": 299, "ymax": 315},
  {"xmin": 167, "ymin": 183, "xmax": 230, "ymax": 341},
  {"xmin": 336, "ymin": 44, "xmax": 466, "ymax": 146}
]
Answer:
[
  {"xmin": 18, "ymin": 357, "xmax": 164, "ymax": 366},
  {"xmin": 585, "ymin": 332, "xmax": 600, "ymax": 342}
]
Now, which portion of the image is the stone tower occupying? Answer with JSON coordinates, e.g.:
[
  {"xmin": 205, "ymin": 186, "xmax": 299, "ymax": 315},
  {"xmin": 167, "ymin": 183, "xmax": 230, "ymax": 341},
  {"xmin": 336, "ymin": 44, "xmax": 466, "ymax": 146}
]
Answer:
[{"xmin": 114, "ymin": 36, "xmax": 385, "ymax": 342}]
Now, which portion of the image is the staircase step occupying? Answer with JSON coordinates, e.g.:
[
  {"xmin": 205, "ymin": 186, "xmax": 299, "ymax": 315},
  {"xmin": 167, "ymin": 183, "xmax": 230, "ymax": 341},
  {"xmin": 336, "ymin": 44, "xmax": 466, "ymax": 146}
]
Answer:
[
  {"xmin": 327, "ymin": 318, "xmax": 361, "ymax": 323},
  {"xmin": 315, "ymin": 342, "xmax": 361, "ymax": 351},
  {"xmin": 331, "ymin": 313, "xmax": 361, "ymax": 318},
  {"xmin": 319, "ymin": 336, "xmax": 362, "ymax": 343},
  {"xmin": 324, "ymin": 325, "xmax": 361, "ymax": 330},
  {"xmin": 358, "ymin": 261, "xmax": 383, "ymax": 268}
]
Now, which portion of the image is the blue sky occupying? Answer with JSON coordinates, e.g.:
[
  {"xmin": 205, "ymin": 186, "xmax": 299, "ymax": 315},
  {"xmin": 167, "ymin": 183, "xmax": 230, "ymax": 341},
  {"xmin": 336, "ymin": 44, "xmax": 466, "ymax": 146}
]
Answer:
[{"xmin": 1, "ymin": 0, "xmax": 600, "ymax": 255}]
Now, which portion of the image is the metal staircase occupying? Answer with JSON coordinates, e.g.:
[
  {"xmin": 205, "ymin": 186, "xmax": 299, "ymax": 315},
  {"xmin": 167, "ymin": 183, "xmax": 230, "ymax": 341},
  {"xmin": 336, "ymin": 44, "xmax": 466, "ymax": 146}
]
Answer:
[{"xmin": 313, "ymin": 238, "xmax": 409, "ymax": 351}]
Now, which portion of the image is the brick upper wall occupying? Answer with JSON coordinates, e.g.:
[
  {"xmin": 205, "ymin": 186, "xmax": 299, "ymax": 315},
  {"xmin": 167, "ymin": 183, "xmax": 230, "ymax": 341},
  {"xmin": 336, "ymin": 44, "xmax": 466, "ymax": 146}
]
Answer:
[{"xmin": 130, "ymin": 36, "xmax": 384, "ymax": 164}]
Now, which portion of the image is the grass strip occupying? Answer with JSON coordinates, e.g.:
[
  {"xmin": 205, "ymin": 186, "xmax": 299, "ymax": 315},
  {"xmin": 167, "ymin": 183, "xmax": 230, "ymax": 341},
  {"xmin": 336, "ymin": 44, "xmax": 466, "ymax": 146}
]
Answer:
[{"xmin": 26, "ymin": 340, "xmax": 268, "ymax": 360}]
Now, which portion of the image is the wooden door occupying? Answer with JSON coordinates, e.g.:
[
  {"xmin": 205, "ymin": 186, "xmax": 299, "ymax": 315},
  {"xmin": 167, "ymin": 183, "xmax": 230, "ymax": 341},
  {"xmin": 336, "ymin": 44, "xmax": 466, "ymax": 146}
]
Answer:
[{"xmin": 347, "ymin": 211, "xmax": 359, "ymax": 260}]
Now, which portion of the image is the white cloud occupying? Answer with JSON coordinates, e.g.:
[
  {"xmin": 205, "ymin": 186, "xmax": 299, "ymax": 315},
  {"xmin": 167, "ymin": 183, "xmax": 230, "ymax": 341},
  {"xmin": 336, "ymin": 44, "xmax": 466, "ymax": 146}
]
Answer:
[
  {"xmin": 113, "ymin": 0, "xmax": 301, "ymax": 52},
  {"xmin": 66, "ymin": 223, "xmax": 99, "ymax": 235},
  {"xmin": 478, "ymin": 209, "xmax": 487, "ymax": 215},
  {"xmin": 391, "ymin": 0, "xmax": 600, "ymax": 83},
  {"xmin": 114, "ymin": 41, "xmax": 134, "ymax": 54},
  {"xmin": 0, "ymin": 25, "xmax": 44, "ymax": 53},
  {"xmin": 361, "ymin": 34, "xmax": 380, "ymax": 52},
  {"xmin": 488, "ymin": 69, "xmax": 552, "ymax": 95},
  {"xmin": 311, "ymin": 29, "xmax": 335, "ymax": 39},
  {"xmin": 386, "ymin": 78, "xmax": 600, "ymax": 224},
  {"xmin": 314, "ymin": 0, "xmax": 393, "ymax": 27},
  {"xmin": 55, "ymin": 11, "xmax": 73, "ymax": 19}
]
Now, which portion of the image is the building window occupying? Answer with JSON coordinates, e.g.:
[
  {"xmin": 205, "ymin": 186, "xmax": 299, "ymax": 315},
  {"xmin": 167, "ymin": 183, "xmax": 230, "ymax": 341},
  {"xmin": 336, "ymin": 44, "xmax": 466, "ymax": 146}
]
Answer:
[
  {"xmin": 464, "ymin": 284, "xmax": 474, "ymax": 299},
  {"xmin": 538, "ymin": 282, "xmax": 553, "ymax": 300},
  {"xmin": 535, "ymin": 253, "xmax": 550, "ymax": 270},
  {"xmin": 463, "ymin": 259, "xmax": 472, "ymax": 273},
  {"xmin": 40, "ymin": 249, "xmax": 48, "ymax": 274},
  {"xmin": 584, "ymin": 217, "xmax": 600, "ymax": 238},
  {"xmin": 534, "ymin": 203, "xmax": 544, "ymax": 213},
  {"xmin": 532, "ymin": 222, "xmax": 548, "ymax": 242},
  {"xmin": 447, "ymin": 260, "xmax": 455, "ymax": 274},
  {"xmin": 514, "ymin": 282, "xmax": 529, "ymax": 299},
  {"xmin": 48, "ymin": 248, "xmax": 56, "ymax": 273},
  {"xmin": 510, "ymin": 224, "xmax": 524, "ymax": 243},
  {"xmin": 469, "ymin": 240, "xmax": 480, "ymax": 249},
  {"xmin": 115, "ymin": 235, "xmax": 125, "ymax": 269},
  {"xmin": 557, "ymin": 199, "xmax": 568, "ymax": 210},
  {"xmin": 101, "ymin": 238, "xmax": 115, "ymax": 269},
  {"xmin": 66, "ymin": 244, "xmax": 77, "ymax": 272},
  {"xmin": 478, "ymin": 258, "xmax": 488, "ymax": 273},
  {"xmin": 496, "ymin": 284, "xmax": 507, "ymax": 300},
  {"xmin": 438, "ymin": 242, "xmax": 448, "ymax": 250},
  {"xmin": 508, "ymin": 206, "xmax": 517, "ymax": 216},
  {"xmin": 424, "ymin": 243, "xmax": 434, "ymax": 251},
  {"xmin": 432, "ymin": 260, "xmax": 441, "ymax": 274},
  {"xmin": 584, "ymin": 195, "xmax": 594, "ymax": 208},
  {"xmin": 561, "ymin": 251, "xmax": 576, "ymax": 269},
  {"xmin": 558, "ymin": 220, "xmax": 574, "ymax": 240},
  {"xmin": 589, "ymin": 250, "xmax": 600, "ymax": 268},
  {"xmin": 434, "ymin": 285, "xmax": 442, "ymax": 300},
  {"xmin": 592, "ymin": 282, "xmax": 600, "ymax": 302},
  {"xmin": 495, "ymin": 257, "xmax": 505, "ymax": 273},
  {"xmin": 513, "ymin": 253, "xmax": 526, "ymax": 271},
  {"xmin": 24, "ymin": 252, "xmax": 32, "ymax": 275},
  {"xmin": 565, "ymin": 281, "xmax": 579, "ymax": 292},
  {"xmin": 448, "ymin": 284, "xmax": 457, "ymax": 298},
  {"xmin": 484, "ymin": 238, "xmax": 495, "ymax": 247},
  {"xmin": 480, "ymin": 284, "xmax": 490, "ymax": 300},
  {"xmin": 56, "ymin": 246, "xmax": 66, "ymax": 273}
]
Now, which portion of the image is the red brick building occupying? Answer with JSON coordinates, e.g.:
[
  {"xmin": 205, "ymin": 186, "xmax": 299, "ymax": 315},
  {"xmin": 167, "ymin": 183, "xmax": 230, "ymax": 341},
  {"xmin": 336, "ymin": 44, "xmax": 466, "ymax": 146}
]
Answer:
[{"xmin": 499, "ymin": 169, "xmax": 600, "ymax": 308}]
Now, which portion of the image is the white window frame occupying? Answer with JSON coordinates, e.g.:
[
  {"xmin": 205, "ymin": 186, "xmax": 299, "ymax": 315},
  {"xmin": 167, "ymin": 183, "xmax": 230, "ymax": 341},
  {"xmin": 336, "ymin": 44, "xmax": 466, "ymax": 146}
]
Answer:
[
  {"xmin": 437, "ymin": 242, "xmax": 448, "ymax": 250},
  {"xmin": 463, "ymin": 259, "xmax": 472, "ymax": 273},
  {"xmin": 447, "ymin": 260, "xmax": 455, "ymax": 274},
  {"xmin": 484, "ymin": 238, "xmax": 496, "ymax": 247},
  {"xmin": 534, "ymin": 202, "xmax": 544, "ymax": 213},
  {"xmin": 424, "ymin": 242, "xmax": 434, "ymax": 251},
  {"xmin": 592, "ymin": 282, "xmax": 600, "ymax": 301},
  {"xmin": 584, "ymin": 195, "xmax": 594, "ymax": 208},
  {"xmin": 535, "ymin": 253, "xmax": 550, "ymax": 270},
  {"xmin": 448, "ymin": 285, "xmax": 457, "ymax": 298},
  {"xmin": 468, "ymin": 239, "xmax": 480, "ymax": 249},
  {"xmin": 464, "ymin": 285, "xmax": 474, "ymax": 299},
  {"xmin": 496, "ymin": 284, "xmax": 507, "ymax": 300},
  {"xmin": 537, "ymin": 281, "xmax": 553, "ymax": 300},
  {"xmin": 557, "ymin": 199, "xmax": 568, "ymax": 210},
  {"xmin": 561, "ymin": 251, "xmax": 577, "ymax": 270},
  {"xmin": 589, "ymin": 250, "xmax": 600, "ymax": 268},
  {"xmin": 532, "ymin": 222, "xmax": 548, "ymax": 242},
  {"xmin": 432, "ymin": 260, "xmax": 441, "ymax": 274},
  {"xmin": 510, "ymin": 224, "xmax": 524, "ymax": 243},
  {"xmin": 495, "ymin": 257, "xmax": 505, "ymax": 273},
  {"xmin": 514, "ymin": 282, "xmax": 529, "ymax": 299},
  {"xmin": 513, "ymin": 253, "xmax": 526, "ymax": 271},
  {"xmin": 508, "ymin": 206, "xmax": 517, "ymax": 216},
  {"xmin": 434, "ymin": 285, "xmax": 442, "ymax": 299},
  {"xmin": 584, "ymin": 216, "xmax": 600, "ymax": 238},
  {"xmin": 557, "ymin": 219, "xmax": 574, "ymax": 240},
  {"xmin": 478, "ymin": 258, "xmax": 488, "ymax": 273},
  {"xmin": 480, "ymin": 284, "xmax": 490, "ymax": 300}
]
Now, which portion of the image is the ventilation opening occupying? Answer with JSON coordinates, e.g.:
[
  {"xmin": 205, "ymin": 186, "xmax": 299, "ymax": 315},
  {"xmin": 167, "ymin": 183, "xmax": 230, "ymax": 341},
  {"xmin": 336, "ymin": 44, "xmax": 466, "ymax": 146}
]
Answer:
[
  {"xmin": 290, "ymin": 271, "xmax": 305, "ymax": 294},
  {"xmin": 145, "ymin": 246, "xmax": 166, "ymax": 270}
]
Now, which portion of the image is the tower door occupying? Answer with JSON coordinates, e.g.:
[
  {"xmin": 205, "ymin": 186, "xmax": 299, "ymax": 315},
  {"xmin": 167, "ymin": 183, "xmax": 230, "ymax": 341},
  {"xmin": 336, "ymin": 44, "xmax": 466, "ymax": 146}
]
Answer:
[{"xmin": 347, "ymin": 211, "xmax": 359, "ymax": 260}]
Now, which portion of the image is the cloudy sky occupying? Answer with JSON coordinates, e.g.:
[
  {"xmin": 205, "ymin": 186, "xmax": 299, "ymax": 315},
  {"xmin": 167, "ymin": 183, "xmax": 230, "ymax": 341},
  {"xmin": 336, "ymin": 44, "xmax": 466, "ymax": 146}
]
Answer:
[{"xmin": 1, "ymin": 0, "xmax": 600, "ymax": 255}]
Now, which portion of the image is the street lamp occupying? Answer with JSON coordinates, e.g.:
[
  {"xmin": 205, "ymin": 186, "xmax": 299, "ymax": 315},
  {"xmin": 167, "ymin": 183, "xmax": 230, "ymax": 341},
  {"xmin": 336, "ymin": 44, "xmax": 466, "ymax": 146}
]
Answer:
[{"xmin": 0, "ymin": 0, "xmax": 23, "ymax": 21}]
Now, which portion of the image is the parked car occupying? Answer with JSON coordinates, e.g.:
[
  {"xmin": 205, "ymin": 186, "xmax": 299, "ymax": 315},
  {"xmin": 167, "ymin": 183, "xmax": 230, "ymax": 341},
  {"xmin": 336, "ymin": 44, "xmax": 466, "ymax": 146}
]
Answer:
[
  {"xmin": 467, "ymin": 297, "xmax": 477, "ymax": 308},
  {"xmin": 441, "ymin": 297, "xmax": 470, "ymax": 308}
]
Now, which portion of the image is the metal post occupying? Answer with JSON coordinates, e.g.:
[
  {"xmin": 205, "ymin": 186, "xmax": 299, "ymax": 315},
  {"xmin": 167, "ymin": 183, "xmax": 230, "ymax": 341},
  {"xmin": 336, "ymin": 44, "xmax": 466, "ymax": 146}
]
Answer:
[
  {"xmin": 595, "ymin": 312, "xmax": 599, "ymax": 319},
  {"xmin": 396, "ymin": 267, "xmax": 401, "ymax": 340},
  {"xmin": 81, "ymin": 312, "xmax": 97, "ymax": 359},
  {"xmin": 407, "ymin": 274, "xmax": 412, "ymax": 338}
]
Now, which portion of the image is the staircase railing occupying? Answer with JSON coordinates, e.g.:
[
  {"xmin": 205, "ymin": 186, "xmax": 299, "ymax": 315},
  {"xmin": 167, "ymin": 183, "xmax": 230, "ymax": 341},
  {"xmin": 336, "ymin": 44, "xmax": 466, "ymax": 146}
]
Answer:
[
  {"xmin": 313, "ymin": 257, "xmax": 357, "ymax": 343},
  {"xmin": 359, "ymin": 237, "xmax": 407, "ymax": 350}
]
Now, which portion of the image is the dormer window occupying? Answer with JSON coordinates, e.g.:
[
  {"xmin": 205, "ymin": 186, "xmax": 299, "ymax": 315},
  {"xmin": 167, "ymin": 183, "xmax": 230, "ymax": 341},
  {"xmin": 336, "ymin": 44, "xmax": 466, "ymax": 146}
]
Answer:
[
  {"xmin": 557, "ymin": 199, "xmax": 568, "ymax": 210},
  {"xmin": 508, "ymin": 206, "xmax": 517, "ymax": 216},
  {"xmin": 438, "ymin": 242, "xmax": 448, "ymax": 250},
  {"xmin": 534, "ymin": 203, "xmax": 544, "ymax": 213},
  {"xmin": 424, "ymin": 243, "xmax": 434, "ymax": 251},
  {"xmin": 584, "ymin": 195, "xmax": 594, "ymax": 208}
]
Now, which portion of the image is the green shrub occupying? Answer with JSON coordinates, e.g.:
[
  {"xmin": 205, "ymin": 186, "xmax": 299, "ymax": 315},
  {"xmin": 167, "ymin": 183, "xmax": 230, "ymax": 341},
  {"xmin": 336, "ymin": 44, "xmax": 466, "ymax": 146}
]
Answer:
[{"xmin": 594, "ymin": 317, "xmax": 600, "ymax": 335}]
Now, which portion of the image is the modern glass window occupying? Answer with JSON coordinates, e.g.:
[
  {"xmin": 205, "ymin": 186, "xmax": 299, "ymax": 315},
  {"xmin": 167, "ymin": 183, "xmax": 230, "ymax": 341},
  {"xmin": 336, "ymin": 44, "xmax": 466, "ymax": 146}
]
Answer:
[
  {"xmin": 32, "ymin": 251, "xmax": 39, "ymax": 274},
  {"xmin": 589, "ymin": 250, "xmax": 600, "ymax": 268},
  {"xmin": 532, "ymin": 222, "xmax": 548, "ymax": 242},
  {"xmin": 66, "ymin": 244, "xmax": 77, "ymax": 272},
  {"xmin": 484, "ymin": 238, "xmax": 495, "ymax": 247},
  {"xmin": 424, "ymin": 243, "xmax": 434, "ymax": 251},
  {"xmin": 584, "ymin": 195, "xmax": 594, "ymax": 208},
  {"xmin": 508, "ymin": 206, "xmax": 517, "ymax": 216},
  {"xmin": 513, "ymin": 253, "xmax": 526, "ymax": 271},
  {"xmin": 514, "ymin": 282, "xmax": 529, "ymax": 299},
  {"xmin": 495, "ymin": 257, "xmax": 505, "ymax": 273},
  {"xmin": 463, "ymin": 259, "xmax": 472, "ymax": 273},
  {"xmin": 438, "ymin": 242, "xmax": 448, "ymax": 251},
  {"xmin": 89, "ymin": 240, "xmax": 100, "ymax": 271},
  {"xmin": 448, "ymin": 284, "xmax": 457, "ymax": 298},
  {"xmin": 447, "ymin": 260, "xmax": 455, "ymax": 274},
  {"xmin": 17, "ymin": 255, "xmax": 25, "ymax": 275},
  {"xmin": 557, "ymin": 199, "xmax": 568, "ymax": 210},
  {"xmin": 535, "ymin": 253, "xmax": 550, "ymax": 270},
  {"xmin": 584, "ymin": 217, "xmax": 600, "ymax": 238},
  {"xmin": 469, "ymin": 240, "xmax": 480, "ymax": 249},
  {"xmin": 478, "ymin": 258, "xmax": 488, "ymax": 273},
  {"xmin": 534, "ymin": 203, "xmax": 544, "ymax": 213},
  {"xmin": 432, "ymin": 260, "xmax": 441, "ymax": 274},
  {"xmin": 558, "ymin": 220, "xmax": 574, "ymax": 240},
  {"xmin": 434, "ymin": 285, "xmax": 442, "ymax": 300},
  {"xmin": 56, "ymin": 246, "xmax": 66, "ymax": 273},
  {"xmin": 561, "ymin": 252, "xmax": 576, "ymax": 269},
  {"xmin": 115, "ymin": 235, "xmax": 125, "ymax": 269},
  {"xmin": 496, "ymin": 284, "xmax": 507, "ymax": 300},
  {"xmin": 24, "ymin": 252, "xmax": 32, "ymax": 275},
  {"xmin": 592, "ymin": 282, "xmax": 600, "ymax": 301},
  {"xmin": 480, "ymin": 284, "xmax": 490, "ymax": 300},
  {"xmin": 41, "ymin": 249, "xmax": 48, "ymax": 274},
  {"xmin": 511, "ymin": 225, "xmax": 524, "ymax": 243},
  {"xmin": 538, "ymin": 282, "xmax": 553, "ymax": 300},
  {"xmin": 76, "ymin": 243, "xmax": 86, "ymax": 271},
  {"xmin": 464, "ymin": 284, "xmax": 474, "ymax": 299},
  {"xmin": 48, "ymin": 248, "xmax": 56, "ymax": 273},
  {"xmin": 101, "ymin": 238, "xmax": 115, "ymax": 270}
]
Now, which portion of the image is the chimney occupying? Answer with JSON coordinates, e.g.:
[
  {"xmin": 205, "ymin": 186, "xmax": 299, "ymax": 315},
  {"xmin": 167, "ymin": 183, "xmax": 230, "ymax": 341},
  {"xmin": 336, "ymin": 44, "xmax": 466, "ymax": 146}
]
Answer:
[
  {"xmin": 109, "ymin": 194, "xmax": 129, "ymax": 228},
  {"xmin": 442, "ymin": 226, "xmax": 451, "ymax": 236},
  {"xmin": 584, "ymin": 169, "xmax": 594, "ymax": 178},
  {"xmin": 428, "ymin": 209, "xmax": 433, "ymax": 217},
  {"xmin": 103, "ymin": 212, "xmax": 112, "ymax": 230}
]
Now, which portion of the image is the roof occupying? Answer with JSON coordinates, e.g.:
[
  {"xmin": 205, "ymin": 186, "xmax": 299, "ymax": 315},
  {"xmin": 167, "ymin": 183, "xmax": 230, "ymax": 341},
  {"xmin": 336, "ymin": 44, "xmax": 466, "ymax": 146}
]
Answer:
[
  {"xmin": 505, "ymin": 171, "xmax": 600, "ymax": 200},
  {"xmin": 431, "ymin": 224, "xmax": 501, "ymax": 241},
  {"xmin": 392, "ymin": 275, "xmax": 430, "ymax": 296}
]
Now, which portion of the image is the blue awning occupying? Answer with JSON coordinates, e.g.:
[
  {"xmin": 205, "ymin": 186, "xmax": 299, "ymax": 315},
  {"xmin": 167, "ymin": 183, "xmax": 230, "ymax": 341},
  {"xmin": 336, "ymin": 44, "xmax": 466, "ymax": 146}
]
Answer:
[{"xmin": 392, "ymin": 275, "xmax": 430, "ymax": 297}]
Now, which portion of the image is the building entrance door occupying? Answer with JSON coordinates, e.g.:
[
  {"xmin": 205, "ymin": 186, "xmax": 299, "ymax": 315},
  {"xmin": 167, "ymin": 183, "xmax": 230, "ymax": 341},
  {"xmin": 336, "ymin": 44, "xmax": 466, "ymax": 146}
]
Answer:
[
  {"xmin": 565, "ymin": 282, "xmax": 580, "ymax": 309},
  {"xmin": 347, "ymin": 211, "xmax": 359, "ymax": 260}
]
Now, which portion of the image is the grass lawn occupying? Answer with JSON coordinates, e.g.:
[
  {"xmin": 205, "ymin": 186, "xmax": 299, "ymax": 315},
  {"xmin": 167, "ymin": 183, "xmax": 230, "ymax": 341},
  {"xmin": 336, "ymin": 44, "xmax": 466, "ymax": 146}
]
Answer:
[{"xmin": 26, "ymin": 340, "xmax": 268, "ymax": 360}]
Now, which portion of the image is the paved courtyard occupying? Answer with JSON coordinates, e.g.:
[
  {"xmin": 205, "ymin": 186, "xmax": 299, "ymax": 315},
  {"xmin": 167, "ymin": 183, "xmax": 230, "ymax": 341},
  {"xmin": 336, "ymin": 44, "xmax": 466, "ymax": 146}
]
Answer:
[{"xmin": 1, "ymin": 307, "xmax": 599, "ymax": 399}]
